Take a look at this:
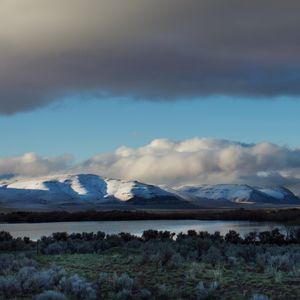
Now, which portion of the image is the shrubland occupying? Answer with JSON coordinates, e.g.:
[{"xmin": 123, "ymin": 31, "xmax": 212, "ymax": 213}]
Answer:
[{"xmin": 0, "ymin": 228, "xmax": 300, "ymax": 299}]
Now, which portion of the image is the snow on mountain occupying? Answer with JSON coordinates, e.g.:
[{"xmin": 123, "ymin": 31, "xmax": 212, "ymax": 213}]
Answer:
[
  {"xmin": 0, "ymin": 174, "xmax": 172, "ymax": 202},
  {"xmin": 177, "ymin": 184, "xmax": 299, "ymax": 204},
  {"xmin": 257, "ymin": 187, "xmax": 299, "ymax": 202},
  {"xmin": 0, "ymin": 174, "xmax": 182, "ymax": 210},
  {"xmin": 0, "ymin": 174, "xmax": 299, "ymax": 211},
  {"xmin": 105, "ymin": 178, "xmax": 170, "ymax": 201},
  {"xmin": 178, "ymin": 184, "xmax": 254, "ymax": 202},
  {"xmin": 0, "ymin": 174, "xmax": 106, "ymax": 202}
]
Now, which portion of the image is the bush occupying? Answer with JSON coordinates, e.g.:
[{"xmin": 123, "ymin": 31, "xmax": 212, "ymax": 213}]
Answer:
[
  {"xmin": 225, "ymin": 230, "xmax": 242, "ymax": 244},
  {"xmin": 0, "ymin": 254, "xmax": 37, "ymax": 275},
  {"xmin": 256, "ymin": 251, "xmax": 298, "ymax": 274},
  {"xmin": 138, "ymin": 288, "xmax": 152, "ymax": 299},
  {"xmin": 0, "ymin": 231, "xmax": 13, "ymax": 241},
  {"xmin": 196, "ymin": 281, "xmax": 218, "ymax": 299},
  {"xmin": 155, "ymin": 284, "xmax": 171, "ymax": 299},
  {"xmin": 52, "ymin": 232, "xmax": 68, "ymax": 242},
  {"xmin": 116, "ymin": 288, "xmax": 132, "ymax": 299},
  {"xmin": 0, "ymin": 231, "xmax": 34, "ymax": 251},
  {"xmin": 18, "ymin": 266, "xmax": 66, "ymax": 294},
  {"xmin": 250, "ymin": 294, "xmax": 271, "ymax": 300},
  {"xmin": 35, "ymin": 290, "xmax": 67, "ymax": 300},
  {"xmin": 168, "ymin": 253, "xmax": 184, "ymax": 268},
  {"xmin": 145, "ymin": 242, "xmax": 179, "ymax": 268},
  {"xmin": 98, "ymin": 272, "xmax": 109, "ymax": 286},
  {"xmin": 185, "ymin": 262, "xmax": 203, "ymax": 280},
  {"xmin": 112, "ymin": 273, "xmax": 135, "ymax": 292},
  {"xmin": 0, "ymin": 275, "xmax": 21, "ymax": 298},
  {"xmin": 0, "ymin": 255, "xmax": 68, "ymax": 299},
  {"xmin": 44, "ymin": 243, "xmax": 66, "ymax": 255},
  {"xmin": 202, "ymin": 245, "xmax": 224, "ymax": 266},
  {"xmin": 59, "ymin": 274, "xmax": 97, "ymax": 300}
]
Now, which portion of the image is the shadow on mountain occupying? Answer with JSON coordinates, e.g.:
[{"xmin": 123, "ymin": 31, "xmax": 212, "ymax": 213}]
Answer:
[
  {"xmin": 127, "ymin": 196, "xmax": 199, "ymax": 209},
  {"xmin": 76, "ymin": 174, "xmax": 108, "ymax": 198}
]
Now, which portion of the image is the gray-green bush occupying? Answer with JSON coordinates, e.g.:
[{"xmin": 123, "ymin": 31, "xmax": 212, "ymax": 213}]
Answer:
[{"xmin": 35, "ymin": 290, "xmax": 68, "ymax": 300}]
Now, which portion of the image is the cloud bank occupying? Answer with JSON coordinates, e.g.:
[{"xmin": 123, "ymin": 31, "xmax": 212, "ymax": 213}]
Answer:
[
  {"xmin": 0, "ymin": 152, "xmax": 73, "ymax": 177},
  {"xmin": 2, "ymin": 138, "xmax": 300, "ymax": 194},
  {"xmin": 1, "ymin": 0, "xmax": 300, "ymax": 114}
]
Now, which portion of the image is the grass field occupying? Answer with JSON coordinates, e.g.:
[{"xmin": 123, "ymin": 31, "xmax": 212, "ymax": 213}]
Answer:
[{"xmin": 35, "ymin": 249, "xmax": 300, "ymax": 300}]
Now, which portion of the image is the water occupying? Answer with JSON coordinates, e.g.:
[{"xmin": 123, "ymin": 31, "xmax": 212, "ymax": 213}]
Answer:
[{"xmin": 0, "ymin": 220, "xmax": 285, "ymax": 241}]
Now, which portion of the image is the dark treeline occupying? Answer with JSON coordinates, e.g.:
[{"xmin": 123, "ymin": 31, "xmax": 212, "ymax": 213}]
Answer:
[
  {"xmin": 36, "ymin": 227, "xmax": 300, "ymax": 255},
  {"xmin": 1, "ymin": 226, "xmax": 300, "ymax": 253},
  {"xmin": 1, "ymin": 207, "xmax": 300, "ymax": 224},
  {"xmin": 0, "ymin": 230, "xmax": 35, "ymax": 252}
]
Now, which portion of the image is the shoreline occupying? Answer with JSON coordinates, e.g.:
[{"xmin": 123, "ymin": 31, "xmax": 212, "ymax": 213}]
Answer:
[{"xmin": 1, "ymin": 207, "xmax": 300, "ymax": 225}]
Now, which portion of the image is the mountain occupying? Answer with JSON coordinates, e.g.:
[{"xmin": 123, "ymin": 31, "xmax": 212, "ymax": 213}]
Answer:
[
  {"xmin": 0, "ymin": 174, "xmax": 299, "ymax": 211},
  {"xmin": 0, "ymin": 174, "xmax": 192, "ymax": 211},
  {"xmin": 177, "ymin": 184, "xmax": 299, "ymax": 205}
]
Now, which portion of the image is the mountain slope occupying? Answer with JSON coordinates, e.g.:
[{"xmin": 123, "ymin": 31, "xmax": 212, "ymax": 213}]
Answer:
[
  {"xmin": 178, "ymin": 184, "xmax": 299, "ymax": 205},
  {"xmin": 0, "ymin": 174, "xmax": 189, "ymax": 210},
  {"xmin": 0, "ymin": 174, "xmax": 299, "ymax": 211}
]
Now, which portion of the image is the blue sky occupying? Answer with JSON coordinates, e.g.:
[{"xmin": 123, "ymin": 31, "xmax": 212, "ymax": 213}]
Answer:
[{"xmin": 1, "ymin": 95, "xmax": 299, "ymax": 161}]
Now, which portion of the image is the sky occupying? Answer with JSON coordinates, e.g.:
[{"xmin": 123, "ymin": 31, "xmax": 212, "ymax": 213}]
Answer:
[
  {"xmin": 1, "ymin": 1, "xmax": 300, "ymax": 191},
  {"xmin": 2, "ymin": 96, "xmax": 300, "ymax": 161}
]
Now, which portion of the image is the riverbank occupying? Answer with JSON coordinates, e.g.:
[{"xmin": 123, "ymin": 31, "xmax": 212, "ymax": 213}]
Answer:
[{"xmin": 1, "ymin": 207, "xmax": 300, "ymax": 224}]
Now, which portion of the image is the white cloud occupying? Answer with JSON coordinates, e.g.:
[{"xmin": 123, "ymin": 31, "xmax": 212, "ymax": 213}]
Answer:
[
  {"xmin": 75, "ymin": 138, "xmax": 300, "ymax": 192},
  {"xmin": 2, "ymin": 138, "xmax": 300, "ymax": 193},
  {"xmin": 0, "ymin": 152, "xmax": 73, "ymax": 177}
]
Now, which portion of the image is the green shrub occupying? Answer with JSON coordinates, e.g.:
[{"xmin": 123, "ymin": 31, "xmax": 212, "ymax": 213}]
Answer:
[
  {"xmin": 196, "ymin": 281, "xmax": 218, "ymax": 299},
  {"xmin": 35, "ymin": 290, "xmax": 67, "ymax": 300},
  {"xmin": 250, "ymin": 294, "xmax": 271, "ymax": 300},
  {"xmin": 0, "ymin": 275, "xmax": 21, "ymax": 298},
  {"xmin": 112, "ymin": 273, "xmax": 135, "ymax": 292},
  {"xmin": 59, "ymin": 274, "xmax": 97, "ymax": 300}
]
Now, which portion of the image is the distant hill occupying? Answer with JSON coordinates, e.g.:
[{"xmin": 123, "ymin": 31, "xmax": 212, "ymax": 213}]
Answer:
[
  {"xmin": 0, "ymin": 174, "xmax": 299, "ymax": 211},
  {"xmin": 177, "ymin": 184, "xmax": 299, "ymax": 206}
]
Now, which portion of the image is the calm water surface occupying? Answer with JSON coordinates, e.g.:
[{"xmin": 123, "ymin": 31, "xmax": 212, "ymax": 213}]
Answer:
[{"xmin": 0, "ymin": 220, "xmax": 285, "ymax": 240}]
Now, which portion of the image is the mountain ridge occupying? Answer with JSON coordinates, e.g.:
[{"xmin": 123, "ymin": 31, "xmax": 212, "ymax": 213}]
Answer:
[{"xmin": 0, "ymin": 174, "xmax": 299, "ymax": 211}]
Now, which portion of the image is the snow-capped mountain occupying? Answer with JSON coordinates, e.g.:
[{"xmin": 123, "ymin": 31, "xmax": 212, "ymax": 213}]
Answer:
[
  {"xmin": 177, "ymin": 184, "xmax": 299, "ymax": 205},
  {"xmin": 0, "ymin": 174, "xmax": 189, "ymax": 210},
  {"xmin": 0, "ymin": 174, "xmax": 299, "ymax": 211}
]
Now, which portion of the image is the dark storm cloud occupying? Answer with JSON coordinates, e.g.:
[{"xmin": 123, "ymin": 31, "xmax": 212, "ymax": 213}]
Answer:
[{"xmin": 1, "ymin": 0, "xmax": 300, "ymax": 114}]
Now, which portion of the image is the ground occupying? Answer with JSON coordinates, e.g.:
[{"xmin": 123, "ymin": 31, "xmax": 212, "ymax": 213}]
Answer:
[{"xmin": 36, "ymin": 248, "xmax": 300, "ymax": 300}]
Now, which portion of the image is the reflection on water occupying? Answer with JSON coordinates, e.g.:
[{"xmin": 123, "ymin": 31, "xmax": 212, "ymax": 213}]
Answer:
[{"xmin": 0, "ymin": 220, "xmax": 285, "ymax": 241}]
